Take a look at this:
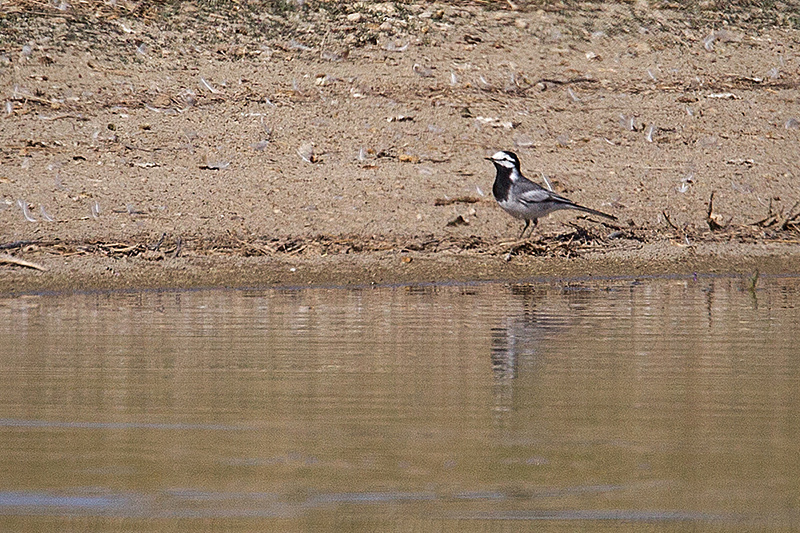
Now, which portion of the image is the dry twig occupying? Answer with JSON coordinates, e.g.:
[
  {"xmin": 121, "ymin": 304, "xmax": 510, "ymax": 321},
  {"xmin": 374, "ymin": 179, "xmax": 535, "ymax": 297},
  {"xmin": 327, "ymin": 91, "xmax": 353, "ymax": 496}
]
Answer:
[
  {"xmin": 0, "ymin": 253, "xmax": 47, "ymax": 271},
  {"xmin": 707, "ymin": 191, "xmax": 724, "ymax": 231}
]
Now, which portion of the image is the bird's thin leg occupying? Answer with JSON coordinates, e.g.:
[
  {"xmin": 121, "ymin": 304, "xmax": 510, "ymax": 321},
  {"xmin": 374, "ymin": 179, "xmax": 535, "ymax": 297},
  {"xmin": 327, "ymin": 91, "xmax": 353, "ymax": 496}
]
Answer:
[
  {"xmin": 519, "ymin": 220, "xmax": 530, "ymax": 239},
  {"xmin": 519, "ymin": 219, "xmax": 538, "ymax": 239}
]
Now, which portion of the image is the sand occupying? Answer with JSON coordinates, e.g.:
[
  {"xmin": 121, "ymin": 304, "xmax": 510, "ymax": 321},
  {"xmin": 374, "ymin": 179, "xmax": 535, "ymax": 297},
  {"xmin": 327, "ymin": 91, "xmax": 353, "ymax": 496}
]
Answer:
[{"xmin": 1, "ymin": 1, "xmax": 799, "ymax": 294}]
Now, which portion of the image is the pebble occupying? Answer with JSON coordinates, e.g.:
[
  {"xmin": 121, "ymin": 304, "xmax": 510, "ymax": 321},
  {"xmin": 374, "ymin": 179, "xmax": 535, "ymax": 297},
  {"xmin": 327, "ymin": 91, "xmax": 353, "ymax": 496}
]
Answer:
[
  {"xmin": 346, "ymin": 12, "xmax": 363, "ymax": 23},
  {"xmin": 371, "ymin": 3, "xmax": 396, "ymax": 15}
]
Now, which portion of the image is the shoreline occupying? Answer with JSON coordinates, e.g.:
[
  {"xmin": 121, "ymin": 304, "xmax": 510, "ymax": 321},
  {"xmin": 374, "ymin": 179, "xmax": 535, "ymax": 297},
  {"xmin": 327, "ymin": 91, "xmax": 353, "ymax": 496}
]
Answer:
[{"xmin": 1, "ymin": 242, "xmax": 797, "ymax": 296}]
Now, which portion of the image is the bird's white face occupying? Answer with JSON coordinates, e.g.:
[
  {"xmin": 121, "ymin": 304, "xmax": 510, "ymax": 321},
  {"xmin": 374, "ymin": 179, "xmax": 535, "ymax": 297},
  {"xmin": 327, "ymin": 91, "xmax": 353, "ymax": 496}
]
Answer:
[{"xmin": 490, "ymin": 151, "xmax": 517, "ymax": 169}]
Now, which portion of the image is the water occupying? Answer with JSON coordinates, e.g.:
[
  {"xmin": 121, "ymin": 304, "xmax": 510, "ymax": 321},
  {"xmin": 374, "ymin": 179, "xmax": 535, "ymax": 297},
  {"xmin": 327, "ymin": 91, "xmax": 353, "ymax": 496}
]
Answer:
[{"xmin": 0, "ymin": 276, "xmax": 799, "ymax": 531}]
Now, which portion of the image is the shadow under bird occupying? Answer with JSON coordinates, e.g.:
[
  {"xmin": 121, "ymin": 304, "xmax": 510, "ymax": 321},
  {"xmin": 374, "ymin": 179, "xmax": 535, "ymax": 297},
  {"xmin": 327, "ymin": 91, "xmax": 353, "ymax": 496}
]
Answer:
[{"xmin": 486, "ymin": 150, "xmax": 617, "ymax": 238}]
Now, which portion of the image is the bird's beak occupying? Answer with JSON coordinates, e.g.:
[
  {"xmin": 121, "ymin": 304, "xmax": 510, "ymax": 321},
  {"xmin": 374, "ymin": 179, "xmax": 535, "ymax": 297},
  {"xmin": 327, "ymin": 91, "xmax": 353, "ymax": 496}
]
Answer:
[{"xmin": 484, "ymin": 157, "xmax": 493, "ymax": 161}]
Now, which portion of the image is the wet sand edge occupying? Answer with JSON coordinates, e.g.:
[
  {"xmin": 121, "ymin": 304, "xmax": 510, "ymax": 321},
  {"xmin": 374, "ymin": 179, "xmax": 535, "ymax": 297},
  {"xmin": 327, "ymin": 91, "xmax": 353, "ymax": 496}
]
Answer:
[{"xmin": 1, "ymin": 242, "xmax": 797, "ymax": 296}]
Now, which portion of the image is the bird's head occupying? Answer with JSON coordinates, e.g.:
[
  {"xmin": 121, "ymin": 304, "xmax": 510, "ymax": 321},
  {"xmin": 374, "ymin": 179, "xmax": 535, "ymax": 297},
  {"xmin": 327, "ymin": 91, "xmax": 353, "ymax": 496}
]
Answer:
[{"xmin": 485, "ymin": 151, "xmax": 520, "ymax": 170}]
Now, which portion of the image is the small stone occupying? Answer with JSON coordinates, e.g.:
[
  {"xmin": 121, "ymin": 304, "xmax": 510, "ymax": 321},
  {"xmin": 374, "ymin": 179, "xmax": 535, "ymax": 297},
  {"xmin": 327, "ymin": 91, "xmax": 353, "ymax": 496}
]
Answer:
[
  {"xmin": 370, "ymin": 2, "xmax": 397, "ymax": 15},
  {"xmin": 514, "ymin": 18, "xmax": 528, "ymax": 29},
  {"xmin": 379, "ymin": 21, "xmax": 393, "ymax": 32},
  {"xmin": 446, "ymin": 215, "xmax": 469, "ymax": 227},
  {"xmin": 346, "ymin": 12, "xmax": 363, "ymax": 23},
  {"xmin": 152, "ymin": 94, "xmax": 171, "ymax": 108}
]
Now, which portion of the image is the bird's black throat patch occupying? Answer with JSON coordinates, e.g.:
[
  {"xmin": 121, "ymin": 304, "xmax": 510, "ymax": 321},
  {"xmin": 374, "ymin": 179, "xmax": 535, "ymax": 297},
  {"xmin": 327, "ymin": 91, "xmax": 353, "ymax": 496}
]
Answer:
[{"xmin": 492, "ymin": 166, "xmax": 513, "ymax": 203}]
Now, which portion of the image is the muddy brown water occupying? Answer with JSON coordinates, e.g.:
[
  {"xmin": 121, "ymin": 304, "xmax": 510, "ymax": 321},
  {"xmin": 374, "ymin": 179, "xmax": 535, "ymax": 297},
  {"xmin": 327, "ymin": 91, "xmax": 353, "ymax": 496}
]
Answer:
[{"xmin": 0, "ymin": 276, "xmax": 798, "ymax": 530}]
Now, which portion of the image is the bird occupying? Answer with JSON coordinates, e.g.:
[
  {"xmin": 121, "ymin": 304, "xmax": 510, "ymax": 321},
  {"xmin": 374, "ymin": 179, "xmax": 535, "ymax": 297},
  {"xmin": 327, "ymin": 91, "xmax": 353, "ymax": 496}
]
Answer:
[{"xmin": 486, "ymin": 150, "xmax": 617, "ymax": 238}]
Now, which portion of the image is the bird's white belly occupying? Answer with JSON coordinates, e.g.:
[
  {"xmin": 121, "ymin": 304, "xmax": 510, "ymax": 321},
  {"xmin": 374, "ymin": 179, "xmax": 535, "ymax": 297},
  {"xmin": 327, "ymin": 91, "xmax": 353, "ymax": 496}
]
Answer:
[{"xmin": 498, "ymin": 198, "xmax": 561, "ymax": 220}]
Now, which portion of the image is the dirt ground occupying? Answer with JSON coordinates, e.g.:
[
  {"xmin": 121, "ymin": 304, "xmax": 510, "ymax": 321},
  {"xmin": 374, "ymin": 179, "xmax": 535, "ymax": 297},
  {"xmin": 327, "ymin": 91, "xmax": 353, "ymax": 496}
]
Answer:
[{"xmin": 1, "ymin": 0, "xmax": 799, "ymax": 294}]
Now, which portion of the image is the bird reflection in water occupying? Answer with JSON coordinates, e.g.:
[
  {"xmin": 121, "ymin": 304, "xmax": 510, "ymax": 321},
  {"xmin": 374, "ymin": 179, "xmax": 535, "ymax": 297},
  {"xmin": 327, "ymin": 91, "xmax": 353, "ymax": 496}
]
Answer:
[
  {"xmin": 489, "ymin": 284, "xmax": 550, "ymax": 416},
  {"xmin": 489, "ymin": 283, "xmax": 596, "ymax": 417}
]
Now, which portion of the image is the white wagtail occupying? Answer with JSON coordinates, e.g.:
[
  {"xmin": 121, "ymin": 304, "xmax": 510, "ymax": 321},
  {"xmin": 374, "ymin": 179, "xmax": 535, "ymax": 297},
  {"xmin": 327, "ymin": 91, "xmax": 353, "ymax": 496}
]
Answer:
[{"xmin": 486, "ymin": 150, "xmax": 617, "ymax": 238}]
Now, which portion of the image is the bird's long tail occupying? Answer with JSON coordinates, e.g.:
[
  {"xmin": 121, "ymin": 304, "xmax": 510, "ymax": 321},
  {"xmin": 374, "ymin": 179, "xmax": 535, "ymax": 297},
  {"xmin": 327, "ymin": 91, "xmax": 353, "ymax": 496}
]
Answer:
[{"xmin": 570, "ymin": 203, "xmax": 617, "ymax": 221}]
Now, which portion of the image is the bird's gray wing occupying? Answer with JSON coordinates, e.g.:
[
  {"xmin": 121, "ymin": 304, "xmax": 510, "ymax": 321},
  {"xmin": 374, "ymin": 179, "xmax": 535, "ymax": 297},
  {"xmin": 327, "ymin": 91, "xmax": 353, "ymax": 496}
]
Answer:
[{"xmin": 515, "ymin": 180, "xmax": 572, "ymax": 205}]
